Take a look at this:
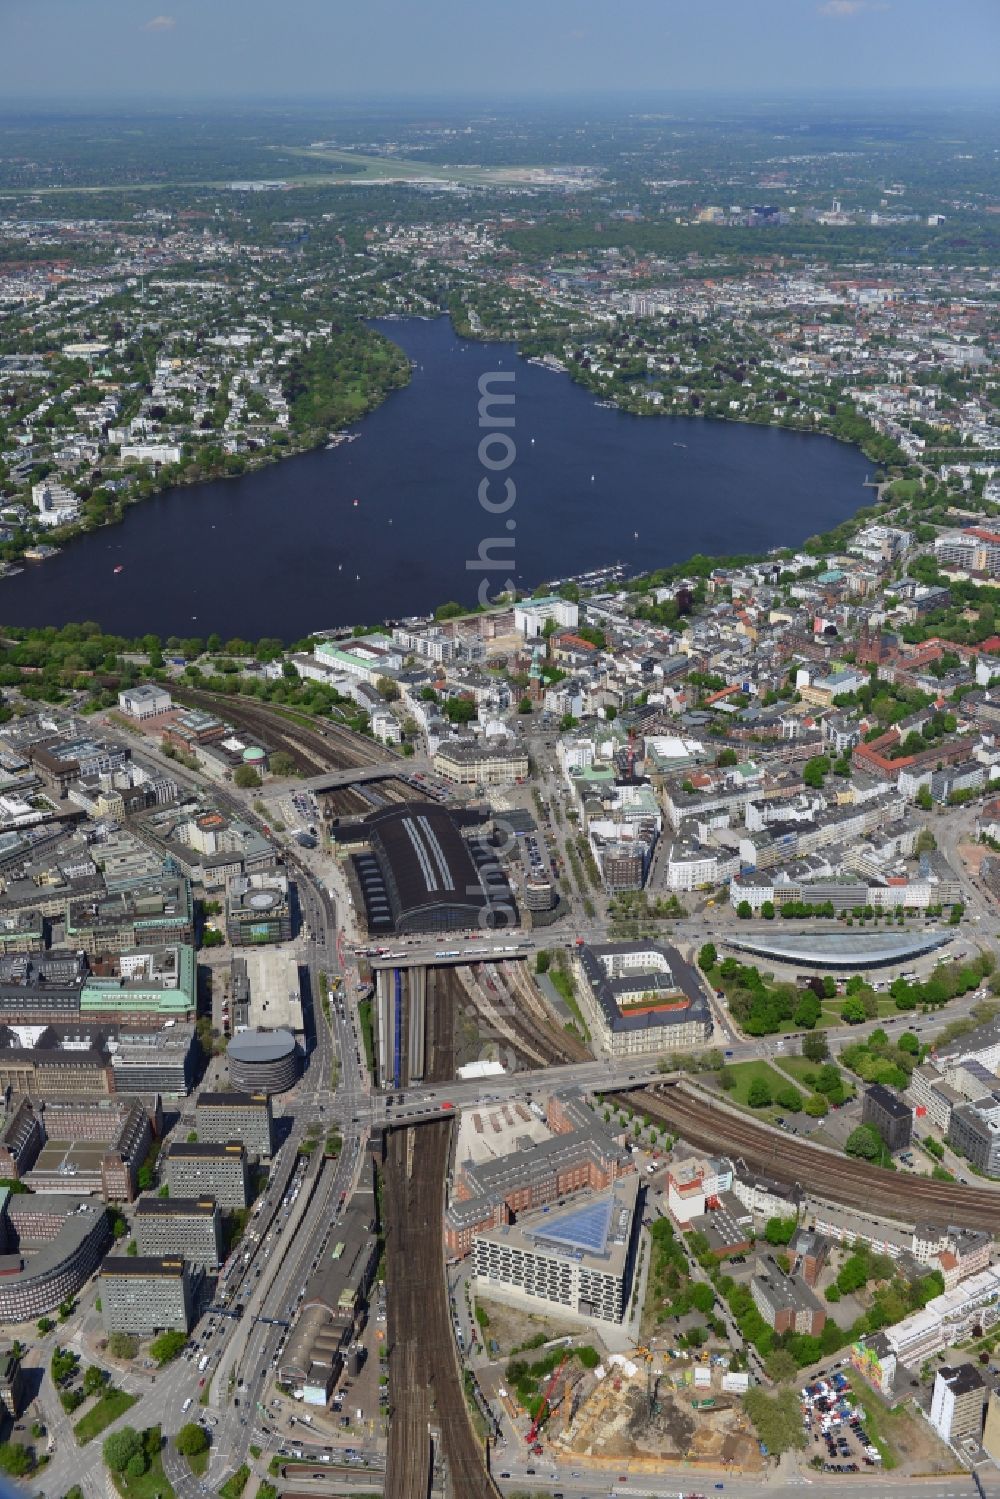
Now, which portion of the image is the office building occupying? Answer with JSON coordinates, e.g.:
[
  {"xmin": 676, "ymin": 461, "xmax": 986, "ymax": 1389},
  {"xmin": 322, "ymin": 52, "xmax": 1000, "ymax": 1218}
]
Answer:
[
  {"xmin": 930, "ymin": 1364, "xmax": 986, "ymax": 1446},
  {"xmin": 225, "ymin": 873, "xmax": 292, "ymax": 947},
  {"xmin": 118, "ymin": 685, "xmax": 172, "ymax": 720},
  {"xmin": 949, "ymin": 1094, "xmax": 1000, "ymax": 1176},
  {"xmin": 66, "ymin": 876, "xmax": 193, "ymax": 954},
  {"xmin": 472, "ymin": 1176, "xmax": 640, "ymax": 1324},
  {"xmin": 862, "ymin": 1083, "xmax": 913, "ymax": 1152},
  {"xmin": 194, "ymin": 1092, "xmax": 275, "ymax": 1159},
  {"xmin": 110, "ymin": 1024, "xmax": 197, "ymax": 1096},
  {"xmin": 13, "ymin": 1097, "xmax": 157, "ymax": 1204},
  {"xmin": 0, "ymin": 1192, "xmax": 111, "ymax": 1322},
  {"xmin": 445, "ymin": 1098, "xmax": 632, "ymax": 1256},
  {"xmin": 575, "ymin": 942, "xmax": 712, "ymax": 1058},
  {"xmin": 432, "ymin": 738, "xmax": 529, "ymax": 787},
  {"xmin": 165, "ymin": 1141, "xmax": 249, "ymax": 1207},
  {"xmin": 100, "ymin": 1255, "xmax": 195, "ymax": 1335},
  {"xmin": 134, "ymin": 1197, "xmax": 223, "ymax": 1268},
  {"xmin": 0, "ymin": 1350, "xmax": 24, "ymax": 1418},
  {"xmin": 983, "ymin": 1388, "xmax": 1000, "ymax": 1463},
  {"xmin": 666, "ymin": 1156, "xmax": 734, "ymax": 1226},
  {"xmin": 0, "ymin": 1099, "xmax": 44, "ymax": 1180}
]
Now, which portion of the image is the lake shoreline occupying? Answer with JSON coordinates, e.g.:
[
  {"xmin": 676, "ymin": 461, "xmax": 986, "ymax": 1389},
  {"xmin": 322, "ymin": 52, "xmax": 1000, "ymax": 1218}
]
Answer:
[{"xmin": 0, "ymin": 315, "xmax": 876, "ymax": 639}]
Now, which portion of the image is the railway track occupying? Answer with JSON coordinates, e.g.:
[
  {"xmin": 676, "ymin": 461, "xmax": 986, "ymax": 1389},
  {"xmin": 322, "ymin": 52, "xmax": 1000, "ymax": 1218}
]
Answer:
[
  {"xmin": 633, "ymin": 1081, "xmax": 1000, "ymax": 1233},
  {"xmin": 384, "ymin": 969, "xmax": 498, "ymax": 1499},
  {"xmin": 171, "ymin": 685, "xmax": 390, "ymax": 772},
  {"xmin": 499, "ymin": 960, "xmax": 590, "ymax": 1066}
]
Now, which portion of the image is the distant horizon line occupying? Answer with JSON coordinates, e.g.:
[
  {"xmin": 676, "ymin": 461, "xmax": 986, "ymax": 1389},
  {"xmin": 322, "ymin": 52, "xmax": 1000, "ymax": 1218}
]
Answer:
[{"xmin": 1, "ymin": 86, "xmax": 998, "ymax": 112}]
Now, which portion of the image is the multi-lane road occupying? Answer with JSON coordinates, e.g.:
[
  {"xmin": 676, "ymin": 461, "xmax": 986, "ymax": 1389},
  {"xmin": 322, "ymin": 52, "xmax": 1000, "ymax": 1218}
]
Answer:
[{"xmin": 492, "ymin": 1467, "xmax": 985, "ymax": 1499}]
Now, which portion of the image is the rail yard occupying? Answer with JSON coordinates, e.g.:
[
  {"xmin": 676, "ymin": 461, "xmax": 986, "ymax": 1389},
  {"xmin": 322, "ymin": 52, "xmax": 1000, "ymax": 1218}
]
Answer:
[
  {"xmin": 384, "ymin": 968, "xmax": 499, "ymax": 1499},
  {"xmin": 632, "ymin": 1081, "xmax": 1000, "ymax": 1234},
  {"xmin": 172, "ymin": 683, "xmax": 391, "ymax": 772}
]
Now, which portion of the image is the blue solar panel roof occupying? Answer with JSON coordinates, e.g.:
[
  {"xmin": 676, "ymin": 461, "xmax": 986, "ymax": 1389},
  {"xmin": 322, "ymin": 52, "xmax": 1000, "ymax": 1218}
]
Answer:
[{"xmin": 530, "ymin": 1197, "xmax": 614, "ymax": 1256}]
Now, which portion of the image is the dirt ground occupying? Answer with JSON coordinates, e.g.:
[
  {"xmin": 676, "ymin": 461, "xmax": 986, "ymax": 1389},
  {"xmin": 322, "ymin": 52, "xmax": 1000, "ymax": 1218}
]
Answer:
[
  {"xmin": 474, "ymin": 1296, "xmax": 587, "ymax": 1357},
  {"xmin": 554, "ymin": 1362, "xmax": 763, "ymax": 1474},
  {"xmin": 869, "ymin": 1396, "xmax": 961, "ymax": 1475},
  {"xmin": 958, "ymin": 839, "xmax": 987, "ymax": 876}
]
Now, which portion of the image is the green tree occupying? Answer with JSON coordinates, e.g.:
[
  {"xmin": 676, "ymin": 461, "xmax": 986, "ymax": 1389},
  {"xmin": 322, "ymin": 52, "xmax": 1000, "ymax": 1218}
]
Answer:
[
  {"xmin": 149, "ymin": 1329, "xmax": 187, "ymax": 1365},
  {"xmin": 108, "ymin": 1332, "xmax": 138, "ymax": 1360},
  {"xmin": 126, "ymin": 1450, "xmax": 148, "ymax": 1479},
  {"xmin": 803, "ymin": 755, "xmax": 831, "ymax": 789},
  {"xmin": 737, "ymin": 900, "xmax": 752, "ymax": 920},
  {"xmin": 845, "ymin": 1125, "xmax": 884, "ymax": 1161},
  {"xmin": 744, "ymin": 1387, "xmax": 807, "ymax": 1455},
  {"xmin": 83, "ymin": 1364, "xmax": 108, "ymax": 1397},
  {"xmin": 761, "ymin": 900, "xmax": 775, "ymax": 920},
  {"xmin": 764, "ymin": 1215, "xmax": 798, "ymax": 1246},
  {"xmin": 233, "ymin": 764, "xmax": 262, "ymax": 790},
  {"xmin": 840, "ymin": 995, "xmax": 866, "ymax": 1024},
  {"xmin": 698, "ymin": 942, "xmax": 717, "ymax": 971},
  {"xmin": 103, "ymin": 1427, "xmax": 143, "ymax": 1474},
  {"xmin": 801, "ymin": 1031, "xmax": 830, "ymax": 1063},
  {"xmin": 443, "ymin": 696, "xmax": 476, "ymax": 724},
  {"xmin": 793, "ymin": 991, "xmax": 822, "ymax": 1029},
  {"xmin": 0, "ymin": 1443, "xmax": 30, "ymax": 1478},
  {"xmin": 176, "ymin": 1422, "xmax": 209, "ymax": 1457},
  {"xmin": 747, "ymin": 1076, "xmax": 772, "ymax": 1108},
  {"xmin": 764, "ymin": 1348, "xmax": 800, "ymax": 1383}
]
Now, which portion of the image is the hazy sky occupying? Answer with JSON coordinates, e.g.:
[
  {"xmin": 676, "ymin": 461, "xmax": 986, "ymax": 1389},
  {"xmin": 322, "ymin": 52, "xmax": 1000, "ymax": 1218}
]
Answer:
[{"xmin": 2, "ymin": 0, "xmax": 998, "ymax": 102}]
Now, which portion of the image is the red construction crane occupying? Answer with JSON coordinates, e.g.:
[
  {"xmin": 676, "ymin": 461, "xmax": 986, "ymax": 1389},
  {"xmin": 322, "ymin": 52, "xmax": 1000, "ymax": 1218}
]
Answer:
[{"xmin": 525, "ymin": 1354, "xmax": 568, "ymax": 1447}]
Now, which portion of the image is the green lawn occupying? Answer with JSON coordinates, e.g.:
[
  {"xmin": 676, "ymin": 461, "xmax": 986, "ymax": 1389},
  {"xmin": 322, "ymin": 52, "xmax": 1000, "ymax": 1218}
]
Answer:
[
  {"xmin": 186, "ymin": 1446, "xmax": 209, "ymax": 1476},
  {"xmin": 219, "ymin": 1465, "xmax": 251, "ymax": 1499},
  {"xmin": 357, "ymin": 999, "xmax": 375, "ymax": 1075},
  {"xmin": 817, "ymin": 996, "xmax": 901, "ymax": 1026},
  {"xmin": 73, "ymin": 1389, "xmax": 138, "ymax": 1445},
  {"xmin": 775, "ymin": 1054, "xmax": 856, "ymax": 1100},
  {"xmin": 719, "ymin": 1059, "xmax": 793, "ymax": 1111}
]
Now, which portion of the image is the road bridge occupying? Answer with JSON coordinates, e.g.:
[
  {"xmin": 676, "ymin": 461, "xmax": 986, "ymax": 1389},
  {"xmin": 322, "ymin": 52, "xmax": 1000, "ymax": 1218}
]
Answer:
[{"xmin": 368, "ymin": 1057, "xmax": 677, "ymax": 1126}]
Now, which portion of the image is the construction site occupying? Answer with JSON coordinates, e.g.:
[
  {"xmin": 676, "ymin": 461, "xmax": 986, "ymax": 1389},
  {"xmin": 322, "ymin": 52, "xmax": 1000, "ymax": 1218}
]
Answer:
[{"xmin": 498, "ymin": 1349, "xmax": 765, "ymax": 1478}]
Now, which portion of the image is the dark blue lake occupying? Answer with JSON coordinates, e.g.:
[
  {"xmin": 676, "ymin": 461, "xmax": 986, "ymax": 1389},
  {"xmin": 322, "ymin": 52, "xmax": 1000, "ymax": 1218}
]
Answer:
[{"xmin": 0, "ymin": 316, "xmax": 871, "ymax": 639}]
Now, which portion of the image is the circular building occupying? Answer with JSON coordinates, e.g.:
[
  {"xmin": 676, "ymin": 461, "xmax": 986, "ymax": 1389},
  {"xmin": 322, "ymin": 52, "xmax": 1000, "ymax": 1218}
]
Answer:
[{"xmin": 227, "ymin": 1028, "xmax": 298, "ymax": 1094}]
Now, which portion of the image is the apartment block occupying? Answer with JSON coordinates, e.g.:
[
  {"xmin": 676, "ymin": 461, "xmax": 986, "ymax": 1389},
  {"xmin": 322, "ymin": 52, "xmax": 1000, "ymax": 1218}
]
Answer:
[
  {"xmin": 750, "ymin": 1260, "xmax": 827, "ymax": 1336},
  {"xmin": 930, "ymin": 1364, "xmax": 986, "ymax": 1446}
]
